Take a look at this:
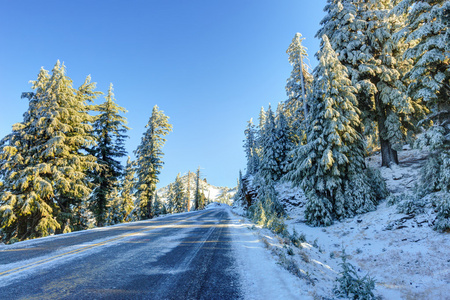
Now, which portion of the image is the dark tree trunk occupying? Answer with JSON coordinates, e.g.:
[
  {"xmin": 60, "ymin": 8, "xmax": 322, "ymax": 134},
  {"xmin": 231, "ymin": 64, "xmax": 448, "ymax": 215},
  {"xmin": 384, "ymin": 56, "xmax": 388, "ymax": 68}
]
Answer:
[
  {"xmin": 147, "ymin": 194, "xmax": 153, "ymax": 219},
  {"xmin": 377, "ymin": 99, "xmax": 399, "ymax": 167}
]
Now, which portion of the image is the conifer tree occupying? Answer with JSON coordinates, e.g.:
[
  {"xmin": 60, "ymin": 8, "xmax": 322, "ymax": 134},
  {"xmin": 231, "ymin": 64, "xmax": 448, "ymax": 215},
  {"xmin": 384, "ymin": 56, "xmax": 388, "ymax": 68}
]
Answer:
[
  {"xmin": 317, "ymin": 0, "xmax": 425, "ymax": 166},
  {"xmin": 172, "ymin": 174, "xmax": 186, "ymax": 213},
  {"xmin": 89, "ymin": 83, "xmax": 129, "ymax": 227},
  {"xmin": 285, "ymin": 33, "xmax": 314, "ymax": 146},
  {"xmin": 244, "ymin": 119, "xmax": 259, "ymax": 176},
  {"xmin": 395, "ymin": 0, "xmax": 450, "ymax": 199},
  {"xmin": 121, "ymin": 157, "xmax": 136, "ymax": 222},
  {"xmin": 0, "ymin": 61, "xmax": 99, "ymax": 241},
  {"xmin": 152, "ymin": 192, "xmax": 164, "ymax": 216},
  {"xmin": 287, "ymin": 36, "xmax": 376, "ymax": 225},
  {"xmin": 194, "ymin": 167, "xmax": 206, "ymax": 210},
  {"xmin": 259, "ymin": 106, "xmax": 281, "ymax": 183},
  {"xmin": 134, "ymin": 105, "xmax": 172, "ymax": 219},
  {"xmin": 185, "ymin": 171, "xmax": 192, "ymax": 212},
  {"xmin": 274, "ymin": 104, "xmax": 290, "ymax": 176},
  {"xmin": 234, "ymin": 170, "xmax": 247, "ymax": 206}
]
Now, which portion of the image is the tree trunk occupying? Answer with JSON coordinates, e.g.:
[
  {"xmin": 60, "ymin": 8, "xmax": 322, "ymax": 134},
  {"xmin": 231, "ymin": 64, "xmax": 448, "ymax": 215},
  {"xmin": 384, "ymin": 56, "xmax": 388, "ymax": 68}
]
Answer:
[
  {"xmin": 147, "ymin": 194, "xmax": 153, "ymax": 219},
  {"xmin": 377, "ymin": 102, "xmax": 399, "ymax": 167}
]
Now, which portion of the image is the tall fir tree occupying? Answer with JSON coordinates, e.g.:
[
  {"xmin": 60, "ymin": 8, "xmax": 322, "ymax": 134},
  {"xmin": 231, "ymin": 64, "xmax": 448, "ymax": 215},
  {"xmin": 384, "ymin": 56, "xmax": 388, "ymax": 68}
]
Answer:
[
  {"xmin": 120, "ymin": 157, "xmax": 136, "ymax": 222},
  {"xmin": 287, "ymin": 36, "xmax": 376, "ymax": 226},
  {"xmin": 0, "ymin": 61, "xmax": 99, "ymax": 242},
  {"xmin": 395, "ymin": 0, "xmax": 450, "ymax": 230},
  {"xmin": 317, "ymin": 0, "xmax": 425, "ymax": 166},
  {"xmin": 274, "ymin": 104, "xmax": 291, "ymax": 177},
  {"xmin": 172, "ymin": 174, "xmax": 186, "ymax": 213},
  {"xmin": 243, "ymin": 119, "xmax": 259, "ymax": 176},
  {"xmin": 285, "ymin": 33, "xmax": 314, "ymax": 146},
  {"xmin": 194, "ymin": 167, "xmax": 206, "ymax": 210},
  {"xmin": 259, "ymin": 106, "xmax": 281, "ymax": 183},
  {"xmin": 134, "ymin": 105, "xmax": 172, "ymax": 219},
  {"xmin": 89, "ymin": 83, "xmax": 129, "ymax": 227}
]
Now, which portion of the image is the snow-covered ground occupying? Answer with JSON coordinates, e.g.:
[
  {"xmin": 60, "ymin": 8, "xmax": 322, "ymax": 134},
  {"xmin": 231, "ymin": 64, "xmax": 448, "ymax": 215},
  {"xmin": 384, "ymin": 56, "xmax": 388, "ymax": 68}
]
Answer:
[
  {"xmin": 233, "ymin": 148, "xmax": 450, "ymax": 299},
  {"xmin": 224, "ymin": 206, "xmax": 313, "ymax": 299}
]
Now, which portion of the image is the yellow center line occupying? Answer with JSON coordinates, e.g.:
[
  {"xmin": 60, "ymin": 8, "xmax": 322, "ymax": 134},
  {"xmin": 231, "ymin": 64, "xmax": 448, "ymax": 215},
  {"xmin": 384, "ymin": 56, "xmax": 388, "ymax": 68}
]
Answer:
[{"xmin": 0, "ymin": 210, "xmax": 214, "ymax": 277}]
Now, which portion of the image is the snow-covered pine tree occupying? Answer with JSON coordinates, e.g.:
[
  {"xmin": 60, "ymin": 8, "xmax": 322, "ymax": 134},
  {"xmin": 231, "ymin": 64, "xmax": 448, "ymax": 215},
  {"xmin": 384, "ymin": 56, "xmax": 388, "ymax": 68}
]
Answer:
[
  {"xmin": 89, "ymin": 83, "xmax": 129, "ymax": 227},
  {"xmin": 185, "ymin": 171, "xmax": 192, "ymax": 212},
  {"xmin": 172, "ymin": 174, "xmax": 186, "ymax": 213},
  {"xmin": 317, "ymin": 0, "xmax": 425, "ymax": 166},
  {"xmin": 0, "ymin": 61, "xmax": 99, "ymax": 242},
  {"xmin": 274, "ymin": 104, "xmax": 290, "ymax": 176},
  {"xmin": 287, "ymin": 36, "xmax": 375, "ymax": 225},
  {"xmin": 285, "ymin": 33, "xmax": 314, "ymax": 146},
  {"xmin": 166, "ymin": 184, "xmax": 176, "ymax": 214},
  {"xmin": 193, "ymin": 167, "xmax": 207, "ymax": 210},
  {"xmin": 152, "ymin": 192, "xmax": 164, "ymax": 216},
  {"xmin": 394, "ymin": 0, "xmax": 449, "ymax": 230},
  {"xmin": 259, "ymin": 106, "xmax": 282, "ymax": 183},
  {"xmin": 243, "ymin": 119, "xmax": 259, "ymax": 176},
  {"xmin": 234, "ymin": 170, "xmax": 247, "ymax": 206},
  {"xmin": 134, "ymin": 105, "xmax": 172, "ymax": 219},
  {"xmin": 121, "ymin": 157, "xmax": 136, "ymax": 222}
]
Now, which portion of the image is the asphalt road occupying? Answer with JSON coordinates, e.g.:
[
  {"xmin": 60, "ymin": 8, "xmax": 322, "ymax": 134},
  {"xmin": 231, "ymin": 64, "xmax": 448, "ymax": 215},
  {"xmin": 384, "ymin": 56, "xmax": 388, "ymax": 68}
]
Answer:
[{"xmin": 0, "ymin": 208, "xmax": 242, "ymax": 300}]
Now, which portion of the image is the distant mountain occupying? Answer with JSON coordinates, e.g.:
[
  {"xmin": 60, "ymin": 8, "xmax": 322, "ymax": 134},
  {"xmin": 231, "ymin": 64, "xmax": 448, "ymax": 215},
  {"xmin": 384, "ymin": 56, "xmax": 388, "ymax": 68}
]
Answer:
[{"xmin": 157, "ymin": 172, "xmax": 236, "ymax": 209}]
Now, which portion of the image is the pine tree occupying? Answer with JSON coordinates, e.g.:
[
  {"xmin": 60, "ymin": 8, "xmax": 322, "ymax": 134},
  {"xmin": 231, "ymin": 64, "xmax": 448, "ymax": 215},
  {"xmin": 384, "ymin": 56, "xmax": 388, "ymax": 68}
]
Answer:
[
  {"xmin": 287, "ymin": 36, "xmax": 375, "ymax": 225},
  {"xmin": 285, "ymin": 33, "xmax": 314, "ymax": 146},
  {"xmin": 152, "ymin": 192, "xmax": 164, "ymax": 216},
  {"xmin": 121, "ymin": 157, "xmax": 136, "ymax": 222},
  {"xmin": 89, "ymin": 83, "xmax": 129, "ymax": 227},
  {"xmin": 396, "ymin": 0, "xmax": 450, "ymax": 196},
  {"xmin": 172, "ymin": 174, "xmax": 186, "ymax": 213},
  {"xmin": 317, "ymin": 0, "xmax": 425, "ymax": 166},
  {"xmin": 166, "ymin": 184, "xmax": 176, "ymax": 214},
  {"xmin": 194, "ymin": 167, "xmax": 206, "ymax": 210},
  {"xmin": 185, "ymin": 171, "xmax": 192, "ymax": 212},
  {"xmin": 134, "ymin": 105, "xmax": 172, "ymax": 219},
  {"xmin": 0, "ymin": 61, "xmax": 99, "ymax": 242},
  {"xmin": 274, "ymin": 104, "xmax": 290, "ymax": 176},
  {"xmin": 234, "ymin": 170, "xmax": 247, "ymax": 206},
  {"xmin": 243, "ymin": 119, "xmax": 259, "ymax": 176},
  {"xmin": 259, "ymin": 106, "xmax": 282, "ymax": 183}
]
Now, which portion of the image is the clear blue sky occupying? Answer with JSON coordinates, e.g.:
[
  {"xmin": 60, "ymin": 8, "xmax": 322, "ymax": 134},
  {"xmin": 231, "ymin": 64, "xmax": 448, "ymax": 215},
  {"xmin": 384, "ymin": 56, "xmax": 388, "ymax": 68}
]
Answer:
[{"xmin": 0, "ymin": 0, "xmax": 326, "ymax": 188}]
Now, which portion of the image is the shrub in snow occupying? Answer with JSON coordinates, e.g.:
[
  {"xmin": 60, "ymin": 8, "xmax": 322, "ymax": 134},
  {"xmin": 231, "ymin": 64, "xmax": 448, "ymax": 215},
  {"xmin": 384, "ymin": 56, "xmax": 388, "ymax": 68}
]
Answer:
[
  {"xmin": 334, "ymin": 250, "xmax": 377, "ymax": 300},
  {"xmin": 434, "ymin": 192, "xmax": 450, "ymax": 232},
  {"xmin": 397, "ymin": 197, "xmax": 426, "ymax": 215},
  {"xmin": 249, "ymin": 184, "xmax": 286, "ymax": 233}
]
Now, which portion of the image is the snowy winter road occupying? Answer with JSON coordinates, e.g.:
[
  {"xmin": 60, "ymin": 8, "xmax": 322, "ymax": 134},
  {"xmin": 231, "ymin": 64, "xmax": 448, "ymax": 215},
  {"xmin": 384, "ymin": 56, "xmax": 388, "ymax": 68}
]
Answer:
[{"xmin": 0, "ymin": 207, "xmax": 306, "ymax": 299}]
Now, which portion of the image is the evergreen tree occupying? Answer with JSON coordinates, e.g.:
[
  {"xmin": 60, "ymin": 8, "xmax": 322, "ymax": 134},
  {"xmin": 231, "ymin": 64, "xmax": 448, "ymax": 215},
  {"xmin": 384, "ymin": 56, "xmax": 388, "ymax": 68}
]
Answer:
[
  {"xmin": 285, "ymin": 33, "xmax": 314, "ymax": 146},
  {"xmin": 166, "ymin": 184, "xmax": 176, "ymax": 214},
  {"xmin": 243, "ymin": 119, "xmax": 259, "ymax": 176},
  {"xmin": 152, "ymin": 192, "xmax": 164, "ymax": 216},
  {"xmin": 194, "ymin": 167, "xmax": 206, "ymax": 210},
  {"xmin": 395, "ymin": 0, "xmax": 450, "ymax": 202},
  {"xmin": 0, "ymin": 61, "xmax": 99, "ymax": 242},
  {"xmin": 259, "ymin": 106, "xmax": 281, "ymax": 182},
  {"xmin": 172, "ymin": 174, "xmax": 186, "ymax": 213},
  {"xmin": 234, "ymin": 170, "xmax": 247, "ymax": 206},
  {"xmin": 287, "ymin": 36, "xmax": 376, "ymax": 225},
  {"xmin": 134, "ymin": 105, "xmax": 172, "ymax": 219},
  {"xmin": 121, "ymin": 157, "xmax": 136, "ymax": 222},
  {"xmin": 89, "ymin": 83, "xmax": 129, "ymax": 227},
  {"xmin": 274, "ymin": 104, "xmax": 290, "ymax": 176},
  {"xmin": 317, "ymin": 0, "xmax": 425, "ymax": 166},
  {"xmin": 185, "ymin": 171, "xmax": 192, "ymax": 212}
]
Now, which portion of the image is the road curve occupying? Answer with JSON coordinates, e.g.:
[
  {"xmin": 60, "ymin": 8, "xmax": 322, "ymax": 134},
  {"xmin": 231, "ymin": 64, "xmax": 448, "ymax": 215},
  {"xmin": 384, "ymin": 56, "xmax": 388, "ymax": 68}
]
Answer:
[{"xmin": 0, "ymin": 208, "xmax": 241, "ymax": 300}]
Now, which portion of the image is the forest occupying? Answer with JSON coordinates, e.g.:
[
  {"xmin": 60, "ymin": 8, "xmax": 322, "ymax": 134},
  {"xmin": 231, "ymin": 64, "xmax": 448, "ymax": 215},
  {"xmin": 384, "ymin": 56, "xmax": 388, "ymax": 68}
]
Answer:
[
  {"xmin": 0, "ymin": 0, "xmax": 449, "ymax": 246},
  {"xmin": 235, "ymin": 0, "xmax": 449, "ymax": 230}
]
